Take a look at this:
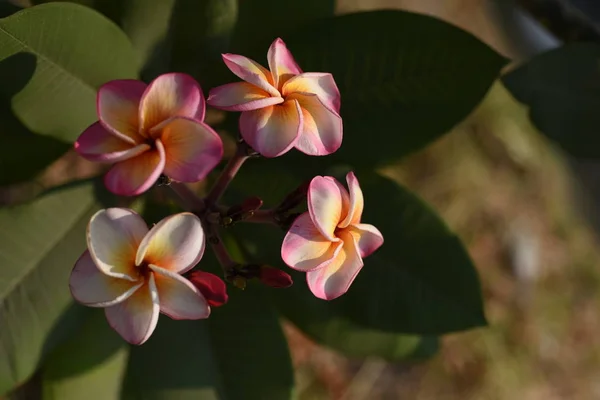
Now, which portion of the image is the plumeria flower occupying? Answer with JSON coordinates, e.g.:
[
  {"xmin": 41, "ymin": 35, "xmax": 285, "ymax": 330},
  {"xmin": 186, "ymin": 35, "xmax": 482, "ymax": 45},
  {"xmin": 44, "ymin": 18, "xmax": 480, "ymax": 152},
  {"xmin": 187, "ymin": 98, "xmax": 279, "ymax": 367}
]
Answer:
[
  {"xmin": 207, "ymin": 38, "xmax": 342, "ymax": 158},
  {"xmin": 281, "ymin": 172, "xmax": 384, "ymax": 300},
  {"xmin": 69, "ymin": 208, "xmax": 210, "ymax": 345},
  {"xmin": 75, "ymin": 73, "xmax": 223, "ymax": 196}
]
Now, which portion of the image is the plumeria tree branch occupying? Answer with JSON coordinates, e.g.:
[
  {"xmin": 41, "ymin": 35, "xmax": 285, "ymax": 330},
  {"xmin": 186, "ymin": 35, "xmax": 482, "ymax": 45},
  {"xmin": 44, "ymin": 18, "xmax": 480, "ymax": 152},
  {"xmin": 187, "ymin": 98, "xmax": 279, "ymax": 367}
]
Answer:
[
  {"xmin": 204, "ymin": 139, "xmax": 256, "ymax": 207},
  {"xmin": 168, "ymin": 181, "xmax": 206, "ymax": 212}
]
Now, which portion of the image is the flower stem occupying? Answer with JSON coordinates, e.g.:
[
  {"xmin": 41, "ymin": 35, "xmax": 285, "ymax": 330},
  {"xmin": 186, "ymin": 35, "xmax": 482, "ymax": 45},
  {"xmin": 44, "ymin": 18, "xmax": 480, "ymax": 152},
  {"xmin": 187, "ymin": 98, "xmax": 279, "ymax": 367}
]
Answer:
[
  {"xmin": 206, "ymin": 224, "xmax": 237, "ymax": 274},
  {"xmin": 244, "ymin": 209, "xmax": 278, "ymax": 226},
  {"xmin": 205, "ymin": 140, "xmax": 253, "ymax": 207},
  {"xmin": 169, "ymin": 182, "xmax": 205, "ymax": 212}
]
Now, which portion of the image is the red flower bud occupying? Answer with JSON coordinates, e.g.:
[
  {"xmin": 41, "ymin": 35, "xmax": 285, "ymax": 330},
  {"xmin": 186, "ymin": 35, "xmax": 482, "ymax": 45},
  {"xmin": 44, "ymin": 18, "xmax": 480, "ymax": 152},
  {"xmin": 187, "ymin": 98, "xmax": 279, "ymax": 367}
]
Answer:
[
  {"xmin": 259, "ymin": 266, "xmax": 293, "ymax": 288},
  {"xmin": 187, "ymin": 271, "xmax": 228, "ymax": 307}
]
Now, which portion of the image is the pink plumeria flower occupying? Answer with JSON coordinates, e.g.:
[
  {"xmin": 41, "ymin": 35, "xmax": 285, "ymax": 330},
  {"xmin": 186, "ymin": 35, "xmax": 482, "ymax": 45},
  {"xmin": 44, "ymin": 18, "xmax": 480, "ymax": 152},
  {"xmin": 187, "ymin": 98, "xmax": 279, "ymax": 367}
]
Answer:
[
  {"xmin": 69, "ymin": 208, "xmax": 210, "ymax": 345},
  {"xmin": 75, "ymin": 73, "xmax": 223, "ymax": 196},
  {"xmin": 281, "ymin": 172, "xmax": 384, "ymax": 300},
  {"xmin": 207, "ymin": 38, "xmax": 342, "ymax": 158}
]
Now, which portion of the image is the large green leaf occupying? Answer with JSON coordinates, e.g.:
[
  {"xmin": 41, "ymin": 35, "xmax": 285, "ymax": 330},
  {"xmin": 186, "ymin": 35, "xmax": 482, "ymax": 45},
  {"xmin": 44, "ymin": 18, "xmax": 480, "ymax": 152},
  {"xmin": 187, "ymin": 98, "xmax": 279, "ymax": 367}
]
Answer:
[
  {"xmin": 122, "ymin": 287, "xmax": 293, "ymax": 399},
  {"xmin": 207, "ymin": 287, "xmax": 294, "ymax": 400},
  {"xmin": 232, "ymin": 166, "xmax": 485, "ymax": 343},
  {"xmin": 231, "ymin": 0, "xmax": 334, "ymax": 55},
  {"xmin": 0, "ymin": 52, "xmax": 69, "ymax": 185},
  {"xmin": 122, "ymin": 318, "xmax": 222, "ymax": 400},
  {"xmin": 281, "ymin": 10, "xmax": 507, "ymax": 166},
  {"xmin": 0, "ymin": 3, "xmax": 138, "ymax": 143},
  {"xmin": 0, "ymin": 180, "xmax": 114, "ymax": 395},
  {"xmin": 41, "ymin": 310, "xmax": 129, "ymax": 400},
  {"xmin": 168, "ymin": 0, "xmax": 238, "ymax": 88},
  {"xmin": 502, "ymin": 43, "xmax": 600, "ymax": 158}
]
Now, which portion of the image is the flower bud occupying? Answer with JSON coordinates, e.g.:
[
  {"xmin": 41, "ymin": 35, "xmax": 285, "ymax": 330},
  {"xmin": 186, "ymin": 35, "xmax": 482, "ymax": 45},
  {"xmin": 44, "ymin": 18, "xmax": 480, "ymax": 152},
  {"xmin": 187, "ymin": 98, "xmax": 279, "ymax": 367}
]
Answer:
[
  {"xmin": 232, "ymin": 276, "xmax": 247, "ymax": 290},
  {"xmin": 258, "ymin": 266, "xmax": 293, "ymax": 288},
  {"xmin": 187, "ymin": 271, "xmax": 228, "ymax": 307}
]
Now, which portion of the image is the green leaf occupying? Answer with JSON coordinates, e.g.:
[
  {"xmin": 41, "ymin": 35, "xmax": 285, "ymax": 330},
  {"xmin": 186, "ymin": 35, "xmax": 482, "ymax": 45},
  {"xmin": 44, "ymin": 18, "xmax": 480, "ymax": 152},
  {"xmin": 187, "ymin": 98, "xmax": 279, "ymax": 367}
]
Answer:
[
  {"xmin": 231, "ymin": 0, "xmax": 334, "ymax": 55},
  {"xmin": 111, "ymin": 0, "xmax": 176, "ymax": 75},
  {"xmin": 169, "ymin": 0, "xmax": 238, "ymax": 88},
  {"xmin": 208, "ymin": 287, "xmax": 294, "ymax": 400},
  {"xmin": 122, "ymin": 286, "xmax": 294, "ymax": 399},
  {"xmin": 0, "ymin": 180, "xmax": 114, "ymax": 395},
  {"xmin": 283, "ymin": 10, "xmax": 507, "ymax": 166},
  {"xmin": 502, "ymin": 43, "xmax": 600, "ymax": 158},
  {"xmin": 0, "ymin": 3, "xmax": 138, "ymax": 143},
  {"xmin": 0, "ymin": 53, "xmax": 69, "ymax": 185},
  {"xmin": 233, "ymin": 167, "xmax": 485, "ymax": 343},
  {"xmin": 41, "ymin": 310, "xmax": 129, "ymax": 400}
]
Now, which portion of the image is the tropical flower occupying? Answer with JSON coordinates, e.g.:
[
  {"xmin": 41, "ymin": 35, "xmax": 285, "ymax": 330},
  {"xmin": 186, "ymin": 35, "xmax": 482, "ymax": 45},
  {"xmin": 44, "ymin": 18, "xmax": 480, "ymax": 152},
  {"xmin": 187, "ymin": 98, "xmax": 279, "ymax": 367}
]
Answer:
[
  {"xmin": 69, "ymin": 208, "xmax": 210, "ymax": 345},
  {"xmin": 207, "ymin": 38, "xmax": 342, "ymax": 158},
  {"xmin": 75, "ymin": 73, "xmax": 223, "ymax": 196},
  {"xmin": 281, "ymin": 172, "xmax": 384, "ymax": 300}
]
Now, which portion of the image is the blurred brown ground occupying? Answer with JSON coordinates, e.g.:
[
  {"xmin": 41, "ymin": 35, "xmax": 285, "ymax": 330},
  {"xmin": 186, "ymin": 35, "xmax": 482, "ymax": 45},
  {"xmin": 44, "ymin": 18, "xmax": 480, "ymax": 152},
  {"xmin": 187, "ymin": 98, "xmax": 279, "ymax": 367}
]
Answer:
[{"xmin": 285, "ymin": 1, "xmax": 600, "ymax": 399}]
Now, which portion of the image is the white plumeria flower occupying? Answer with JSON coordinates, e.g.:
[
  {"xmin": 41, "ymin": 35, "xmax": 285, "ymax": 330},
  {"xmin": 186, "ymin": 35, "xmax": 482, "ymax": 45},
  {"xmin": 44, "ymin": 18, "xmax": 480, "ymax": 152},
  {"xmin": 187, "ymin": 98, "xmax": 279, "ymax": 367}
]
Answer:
[{"xmin": 69, "ymin": 208, "xmax": 210, "ymax": 345}]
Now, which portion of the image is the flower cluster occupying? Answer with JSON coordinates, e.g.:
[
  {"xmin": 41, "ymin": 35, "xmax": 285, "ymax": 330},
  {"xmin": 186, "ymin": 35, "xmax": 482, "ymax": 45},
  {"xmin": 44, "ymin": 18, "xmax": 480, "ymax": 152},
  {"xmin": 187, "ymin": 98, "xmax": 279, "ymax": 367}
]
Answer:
[{"xmin": 70, "ymin": 38, "xmax": 383, "ymax": 344}]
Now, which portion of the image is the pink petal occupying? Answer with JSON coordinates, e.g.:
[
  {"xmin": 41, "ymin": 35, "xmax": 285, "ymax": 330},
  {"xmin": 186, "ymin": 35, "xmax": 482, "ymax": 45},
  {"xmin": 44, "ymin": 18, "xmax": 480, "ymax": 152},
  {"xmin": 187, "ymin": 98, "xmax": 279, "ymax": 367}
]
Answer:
[
  {"xmin": 267, "ymin": 38, "xmax": 302, "ymax": 89},
  {"xmin": 135, "ymin": 212, "xmax": 205, "ymax": 274},
  {"xmin": 103, "ymin": 139, "xmax": 166, "ymax": 196},
  {"xmin": 308, "ymin": 176, "xmax": 347, "ymax": 241},
  {"xmin": 282, "ymin": 72, "xmax": 341, "ymax": 112},
  {"xmin": 306, "ymin": 230, "xmax": 364, "ymax": 300},
  {"xmin": 87, "ymin": 208, "xmax": 149, "ymax": 281},
  {"xmin": 348, "ymin": 223, "xmax": 384, "ymax": 258},
  {"xmin": 239, "ymin": 99, "xmax": 302, "ymax": 158},
  {"xmin": 105, "ymin": 273, "xmax": 159, "ymax": 345},
  {"xmin": 97, "ymin": 80, "xmax": 147, "ymax": 144},
  {"xmin": 338, "ymin": 172, "xmax": 364, "ymax": 228},
  {"xmin": 139, "ymin": 73, "xmax": 205, "ymax": 134},
  {"xmin": 207, "ymin": 82, "xmax": 284, "ymax": 111},
  {"xmin": 150, "ymin": 265, "xmax": 210, "ymax": 320},
  {"xmin": 281, "ymin": 212, "xmax": 342, "ymax": 271},
  {"xmin": 157, "ymin": 117, "xmax": 223, "ymax": 182},
  {"xmin": 75, "ymin": 122, "xmax": 150, "ymax": 163},
  {"xmin": 222, "ymin": 53, "xmax": 279, "ymax": 97},
  {"xmin": 289, "ymin": 93, "xmax": 343, "ymax": 156},
  {"xmin": 69, "ymin": 251, "xmax": 144, "ymax": 307}
]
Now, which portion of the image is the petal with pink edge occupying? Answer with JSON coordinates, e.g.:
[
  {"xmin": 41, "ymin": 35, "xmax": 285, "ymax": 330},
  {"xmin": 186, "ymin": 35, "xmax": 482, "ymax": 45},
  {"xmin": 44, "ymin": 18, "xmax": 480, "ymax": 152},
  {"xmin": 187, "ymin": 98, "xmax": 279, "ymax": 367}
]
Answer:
[
  {"xmin": 139, "ymin": 73, "xmax": 205, "ymax": 133},
  {"xmin": 339, "ymin": 172, "xmax": 364, "ymax": 228},
  {"xmin": 222, "ymin": 53, "xmax": 279, "ymax": 97},
  {"xmin": 306, "ymin": 231, "xmax": 364, "ymax": 300},
  {"xmin": 282, "ymin": 73, "xmax": 341, "ymax": 112},
  {"xmin": 281, "ymin": 213, "xmax": 342, "ymax": 271},
  {"xmin": 308, "ymin": 176, "xmax": 346, "ymax": 241},
  {"xmin": 207, "ymin": 82, "xmax": 283, "ymax": 111},
  {"xmin": 105, "ymin": 273, "xmax": 159, "ymax": 345},
  {"xmin": 289, "ymin": 93, "xmax": 342, "ymax": 156},
  {"xmin": 347, "ymin": 223, "xmax": 384, "ymax": 258},
  {"xmin": 97, "ymin": 80, "xmax": 146, "ymax": 144},
  {"xmin": 136, "ymin": 212, "xmax": 204, "ymax": 274},
  {"xmin": 267, "ymin": 38, "xmax": 302, "ymax": 88},
  {"xmin": 158, "ymin": 117, "xmax": 223, "ymax": 182},
  {"xmin": 75, "ymin": 122, "xmax": 150, "ymax": 163},
  {"xmin": 87, "ymin": 208, "xmax": 148, "ymax": 280},
  {"xmin": 104, "ymin": 139, "xmax": 166, "ymax": 196},
  {"xmin": 239, "ymin": 99, "xmax": 302, "ymax": 158},
  {"xmin": 70, "ymin": 251, "xmax": 144, "ymax": 307},
  {"xmin": 150, "ymin": 265, "xmax": 210, "ymax": 320}
]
